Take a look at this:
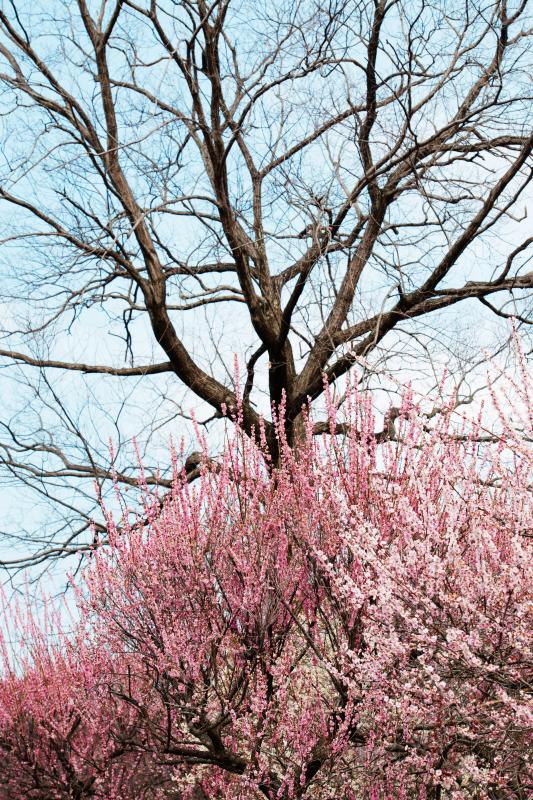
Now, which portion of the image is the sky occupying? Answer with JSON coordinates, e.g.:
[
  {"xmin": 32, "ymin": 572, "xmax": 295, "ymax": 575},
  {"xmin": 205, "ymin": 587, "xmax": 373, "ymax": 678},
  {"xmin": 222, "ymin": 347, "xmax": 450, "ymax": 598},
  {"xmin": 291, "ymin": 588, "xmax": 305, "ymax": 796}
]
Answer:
[{"xmin": 0, "ymin": 0, "xmax": 531, "ymax": 593}]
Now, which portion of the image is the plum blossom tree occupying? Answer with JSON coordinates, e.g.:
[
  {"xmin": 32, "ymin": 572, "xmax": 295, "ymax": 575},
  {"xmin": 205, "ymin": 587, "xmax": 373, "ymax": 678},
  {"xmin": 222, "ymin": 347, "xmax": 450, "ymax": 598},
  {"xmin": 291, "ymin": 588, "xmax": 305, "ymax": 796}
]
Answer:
[
  {"xmin": 0, "ymin": 351, "xmax": 531, "ymax": 799},
  {"xmin": 0, "ymin": 610, "xmax": 173, "ymax": 799}
]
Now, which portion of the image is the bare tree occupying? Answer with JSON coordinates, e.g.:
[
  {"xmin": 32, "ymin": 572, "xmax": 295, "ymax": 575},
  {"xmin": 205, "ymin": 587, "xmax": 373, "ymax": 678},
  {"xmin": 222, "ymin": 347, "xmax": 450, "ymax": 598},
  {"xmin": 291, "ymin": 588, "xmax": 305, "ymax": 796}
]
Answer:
[{"xmin": 0, "ymin": 0, "xmax": 531, "ymax": 574}]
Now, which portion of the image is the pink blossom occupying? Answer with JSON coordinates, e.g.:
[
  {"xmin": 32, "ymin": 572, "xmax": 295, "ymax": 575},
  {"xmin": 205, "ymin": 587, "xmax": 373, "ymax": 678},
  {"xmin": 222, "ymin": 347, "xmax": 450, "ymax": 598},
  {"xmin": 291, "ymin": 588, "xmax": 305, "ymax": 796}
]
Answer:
[{"xmin": 0, "ymin": 360, "xmax": 531, "ymax": 799}]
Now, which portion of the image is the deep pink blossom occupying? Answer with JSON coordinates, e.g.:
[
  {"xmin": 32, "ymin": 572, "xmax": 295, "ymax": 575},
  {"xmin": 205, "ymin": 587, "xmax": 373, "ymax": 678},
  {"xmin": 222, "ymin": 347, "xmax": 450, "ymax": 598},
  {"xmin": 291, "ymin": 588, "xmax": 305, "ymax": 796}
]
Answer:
[{"xmin": 1, "ymin": 361, "xmax": 531, "ymax": 799}]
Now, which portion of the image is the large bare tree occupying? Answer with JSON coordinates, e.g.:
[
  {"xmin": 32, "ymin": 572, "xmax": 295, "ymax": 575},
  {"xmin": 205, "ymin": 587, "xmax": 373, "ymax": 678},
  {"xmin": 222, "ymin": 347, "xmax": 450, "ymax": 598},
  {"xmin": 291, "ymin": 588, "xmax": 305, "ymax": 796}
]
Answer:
[{"xmin": 0, "ymin": 0, "xmax": 531, "ymax": 575}]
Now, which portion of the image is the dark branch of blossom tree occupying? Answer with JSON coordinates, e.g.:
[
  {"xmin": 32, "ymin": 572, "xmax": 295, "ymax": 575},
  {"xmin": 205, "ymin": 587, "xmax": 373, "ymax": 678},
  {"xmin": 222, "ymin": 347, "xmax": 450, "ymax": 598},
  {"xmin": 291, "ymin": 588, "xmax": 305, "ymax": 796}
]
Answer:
[{"xmin": 0, "ymin": 0, "xmax": 531, "ymax": 572}]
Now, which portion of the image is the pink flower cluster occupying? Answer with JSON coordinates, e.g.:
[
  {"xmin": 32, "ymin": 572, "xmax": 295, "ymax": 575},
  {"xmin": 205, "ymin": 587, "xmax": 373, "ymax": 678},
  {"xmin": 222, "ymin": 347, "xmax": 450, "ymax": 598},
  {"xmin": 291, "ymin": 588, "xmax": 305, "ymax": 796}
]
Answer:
[{"xmin": 1, "ymin": 368, "xmax": 531, "ymax": 799}]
